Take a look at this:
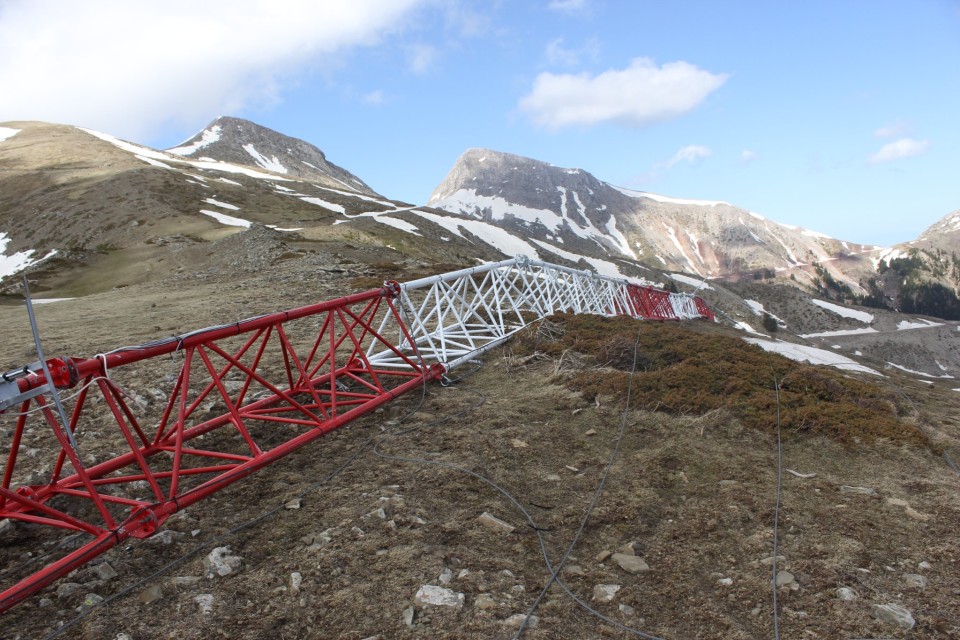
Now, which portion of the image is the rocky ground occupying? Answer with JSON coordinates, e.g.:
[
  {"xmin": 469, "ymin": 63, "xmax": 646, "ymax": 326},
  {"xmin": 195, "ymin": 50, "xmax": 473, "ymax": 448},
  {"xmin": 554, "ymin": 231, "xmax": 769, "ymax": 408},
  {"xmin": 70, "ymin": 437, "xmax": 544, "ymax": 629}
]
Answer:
[{"xmin": 0, "ymin": 232, "xmax": 959, "ymax": 639}]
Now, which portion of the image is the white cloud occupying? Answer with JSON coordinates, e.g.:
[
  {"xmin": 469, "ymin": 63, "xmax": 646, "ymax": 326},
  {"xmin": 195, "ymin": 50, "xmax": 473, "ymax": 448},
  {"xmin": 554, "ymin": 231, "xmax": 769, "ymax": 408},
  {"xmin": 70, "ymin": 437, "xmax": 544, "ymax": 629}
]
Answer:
[
  {"xmin": 868, "ymin": 138, "xmax": 930, "ymax": 164},
  {"xmin": 518, "ymin": 58, "xmax": 728, "ymax": 129},
  {"xmin": 741, "ymin": 149, "xmax": 758, "ymax": 164},
  {"xmin": 874, "ymin": 119, "xmax": 911, "ymax": 139},
  {"xmin": 0, "ymin": 0, "xmax": 427, "ymax": 142},
  {"xmin": 544, "ymin": 37, "xmax": 599, "ymax": 67},
  {"xmin": 548, "ymin": 0, "xmax": 588, "ymax": 12},
  {"xmin": 407, "ymin": 43, "xmax": 438, "ymax": 74},
  {"xmin": 664, "ymin": 145, "xmax": 712, "ymax": 168},
  {"xmin": 362, "ymin": 90, "xmax": 385, "ymax": 105}
]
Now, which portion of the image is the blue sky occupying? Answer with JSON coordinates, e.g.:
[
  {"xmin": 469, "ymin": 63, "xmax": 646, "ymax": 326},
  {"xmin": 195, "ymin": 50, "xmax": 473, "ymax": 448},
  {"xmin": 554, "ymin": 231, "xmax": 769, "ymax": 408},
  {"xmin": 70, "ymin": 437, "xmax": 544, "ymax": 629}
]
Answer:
[{"xmin": 1, "ymin": 1, "xmax": 958, "ymax": 246}]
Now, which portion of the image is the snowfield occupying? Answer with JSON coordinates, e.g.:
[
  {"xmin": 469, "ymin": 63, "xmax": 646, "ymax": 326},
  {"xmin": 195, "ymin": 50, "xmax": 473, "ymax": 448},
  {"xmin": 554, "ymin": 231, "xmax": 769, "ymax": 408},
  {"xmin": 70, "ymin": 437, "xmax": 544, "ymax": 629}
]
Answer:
[
  {"xmin": 811, "ymin": 299, "xmax": 874, "ymax": 323},
  {"xmin": 744, "ymin": 338, "xmax": 880, "ymax": 375},
  {"xmin": 199, "ymin": 210, "xmax": 252, "ymax": 228}
]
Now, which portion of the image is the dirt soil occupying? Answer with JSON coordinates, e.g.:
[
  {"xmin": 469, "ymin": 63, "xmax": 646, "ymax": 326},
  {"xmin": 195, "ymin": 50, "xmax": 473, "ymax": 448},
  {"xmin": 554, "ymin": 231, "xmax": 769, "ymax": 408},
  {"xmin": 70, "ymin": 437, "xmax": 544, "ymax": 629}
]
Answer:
[{"xmin": 0, "ymin": 239, "xmax": 959, "ymax": 639}]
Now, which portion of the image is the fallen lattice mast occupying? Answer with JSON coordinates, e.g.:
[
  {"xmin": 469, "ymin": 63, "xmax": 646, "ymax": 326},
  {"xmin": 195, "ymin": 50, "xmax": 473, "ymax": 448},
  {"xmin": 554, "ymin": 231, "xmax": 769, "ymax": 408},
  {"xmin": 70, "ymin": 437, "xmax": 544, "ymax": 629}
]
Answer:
[{"xmin": 0, "ymin": 256, "xmax": 712, "ymax": 612}]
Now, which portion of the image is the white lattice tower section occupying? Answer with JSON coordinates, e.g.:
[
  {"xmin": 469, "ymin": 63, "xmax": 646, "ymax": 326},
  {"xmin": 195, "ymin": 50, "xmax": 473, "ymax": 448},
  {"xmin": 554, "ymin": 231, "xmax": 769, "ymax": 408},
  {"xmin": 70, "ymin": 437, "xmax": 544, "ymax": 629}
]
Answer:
[{"xmin": 366, "ymin": 256, "xmax": 710, "ymax": 372}]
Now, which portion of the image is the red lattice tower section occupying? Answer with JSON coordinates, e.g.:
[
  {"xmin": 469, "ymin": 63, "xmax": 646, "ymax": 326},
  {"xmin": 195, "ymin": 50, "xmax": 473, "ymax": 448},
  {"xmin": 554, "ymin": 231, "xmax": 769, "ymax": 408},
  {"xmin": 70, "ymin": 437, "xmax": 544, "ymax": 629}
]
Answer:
[{"xmin": 0, "ymin": 284, "xmax": 439, "ymax": 612}]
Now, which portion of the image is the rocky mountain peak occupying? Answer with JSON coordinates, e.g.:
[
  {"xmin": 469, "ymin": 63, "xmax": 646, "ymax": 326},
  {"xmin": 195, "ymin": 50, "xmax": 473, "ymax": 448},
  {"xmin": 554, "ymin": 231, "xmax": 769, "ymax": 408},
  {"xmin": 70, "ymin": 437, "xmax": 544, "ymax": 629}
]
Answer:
[{"xmin": 167, "ymin": 116, "xmax": 379, "ymax": 196}]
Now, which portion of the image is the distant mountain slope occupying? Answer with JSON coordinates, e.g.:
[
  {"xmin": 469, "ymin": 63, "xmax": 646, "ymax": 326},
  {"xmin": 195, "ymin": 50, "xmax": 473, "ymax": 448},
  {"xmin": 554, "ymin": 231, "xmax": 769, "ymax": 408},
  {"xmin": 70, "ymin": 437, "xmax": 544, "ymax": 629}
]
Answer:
[
  {"xmin": 427, "ymin": 148, "xmax": 881, "ymax": 288},
  {"xmin": 167, "ymin": 116, "xmax": 380, "ymax": 196},
  {"xmin": 858, "ymin": 209, "xmax": 960, "ymax": 318},
  {"xmin": 0, "ymin": 120, "xmax": 486, "ymax": 296}
]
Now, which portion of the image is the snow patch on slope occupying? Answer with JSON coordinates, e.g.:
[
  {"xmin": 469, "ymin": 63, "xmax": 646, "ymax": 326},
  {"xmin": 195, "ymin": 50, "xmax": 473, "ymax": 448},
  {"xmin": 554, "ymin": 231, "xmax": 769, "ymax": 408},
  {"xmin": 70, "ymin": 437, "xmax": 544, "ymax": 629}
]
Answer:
[
  {"xmin": 199, "ymin": 210, "xmax": 251, "ymax": 228},
  {"xmin": 800, "ymin": 328, "xmax": 879, "ymax": 339},
  {"xmin": 167, "ymin": 125, "xmax": 222, "ymax": 156},
  {"xmin": 744, "ymin": 338, "xmax": 880, "ymax": 375},
  {"xmin": 811, "ymin": 299, "xmax": 874, "ymax": 323},
  {"xmin": 242, "ymin": 144, "xmax": 288, "ymax": 174},
  {"xmin": 0, "ymin": 127, "xmax": 22, "ymax": 142},
  {"xmin": 669, "ymin": 273, "xmax": 712, "ymax": 290},
  {"xmin": 204, "ymin": 198, "xmax": 239, "ymax": 210},
  {"xmin": 897, "ymin": 319, "xmax": 943, "ymax": 331},
  {"xmin": 300, "ymin": 197, "xmax": 346, "ymax": 214},
  {"xmin": 611, "ymin": 185, "xmax": 729, "ymax": 207},
  {"xmin": 429, "ymin": 188, "xmax": 564, "ymax": 231},
  {"xmin": 530, "ymin": 239, "xmax": 631, "ymax": 280},
  {"xmin": 410, "ymin": 210, "xmax": 542, "ymax": 259}
]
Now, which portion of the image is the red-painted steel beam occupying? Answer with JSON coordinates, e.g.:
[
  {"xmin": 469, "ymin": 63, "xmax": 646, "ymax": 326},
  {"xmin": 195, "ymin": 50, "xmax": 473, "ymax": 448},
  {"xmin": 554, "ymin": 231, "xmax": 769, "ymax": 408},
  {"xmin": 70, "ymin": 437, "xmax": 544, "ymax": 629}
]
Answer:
[{"xmin": 0, "ymin": 285, "xmax": 442, "ymax": 613}]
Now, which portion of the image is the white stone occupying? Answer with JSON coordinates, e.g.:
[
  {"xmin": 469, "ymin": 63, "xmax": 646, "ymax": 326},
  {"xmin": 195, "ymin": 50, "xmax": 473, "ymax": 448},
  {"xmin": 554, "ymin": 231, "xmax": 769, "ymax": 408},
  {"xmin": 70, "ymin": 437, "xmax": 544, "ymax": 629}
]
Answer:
[
  {"xmin": 204, "ymin": 546, "xmax": 242, "ymax": 578},
  {"xmin": 402, "ymin": 605, "xmax": 415, "ymax": 628},
  {"xmin": 477, "ymin": 511, "xmax": 515, "ymax": 533},
  {"xmin": 414, "ymin": 585, "xmax": 464, "ymax": 609},
  {"xmin": 290, "ymin": 572, "xmax": 303, "ymax": 594},
  {"xmin": 439, "ymin": 567, "xmax": 453, "ymax": 585},
  {"xmin": 871, "ymin": 603, "xmax": 915, "ymax": 629},
  {"xmin": 918, "ymin": 561, "xmax": 932, "ymax": 570},
  {"xmin": 836, "ymin": 587, "xmax": 858, "ymax": 601},
  {"xmin": 593, "ymin": 584, "xmax": 621, "ymax": 602},
  {"xmin": 195, "ymin": 594, "xmax": 214, "ymax": 615},
  {"xmin": 717, "ymin": 577, "xmax": 733, "ymax": 586}
]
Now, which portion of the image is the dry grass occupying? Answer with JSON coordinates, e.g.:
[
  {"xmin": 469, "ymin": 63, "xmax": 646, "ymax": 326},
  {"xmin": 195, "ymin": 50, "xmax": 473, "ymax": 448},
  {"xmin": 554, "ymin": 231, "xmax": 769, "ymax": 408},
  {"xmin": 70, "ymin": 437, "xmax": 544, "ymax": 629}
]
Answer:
[{"xmin": 513, "ymin": 313, "xmax": 926, "ymax": 447}]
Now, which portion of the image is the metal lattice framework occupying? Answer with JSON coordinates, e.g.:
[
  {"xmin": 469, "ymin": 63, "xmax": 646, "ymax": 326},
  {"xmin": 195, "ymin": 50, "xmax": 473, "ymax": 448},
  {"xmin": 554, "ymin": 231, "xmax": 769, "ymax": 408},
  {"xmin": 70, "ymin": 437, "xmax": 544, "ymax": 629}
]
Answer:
[
  {"xmin": 369, "ymin": 257, "xmax": 712, "ymax": 371},
  {"xmin": 0, "ymin": 256, "xmax": 711, "ymax": 613}
]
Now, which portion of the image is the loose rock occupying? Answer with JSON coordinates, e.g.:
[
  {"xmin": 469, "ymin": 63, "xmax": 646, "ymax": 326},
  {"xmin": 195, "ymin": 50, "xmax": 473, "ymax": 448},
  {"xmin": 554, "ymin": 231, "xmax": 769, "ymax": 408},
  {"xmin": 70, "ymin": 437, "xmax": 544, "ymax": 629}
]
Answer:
[
  {"xmin": 139, "ymin": 585, "xmax": 163, "ymax": 605},
  {"xmin": 593, "ymin": 584, "xmax": 621, "ymax": 602},
  {"xmin": 290, "ymin": 572, "xmax": 303, "ymax": 594},
  {"xmin": 203, "ymin": 546, "xmax": 243, "ymax": 578},
  {"xmin": 474, "ymin": 593, "xmax": 496, "ymax": 610},
  {"xmin": 414, "ymin": 585, "xmax": 465, "ymax": 609},
  {"xmin": 504, "ymin": 613, "xmax": 539, "ymax": 629},
  {"xmin": 903, "ymin": 573, "xmax": 927, "ymax": 589},
  {"xmin": 775, "ymin": 570, "xmax": 796, "ymax": 588},
  {"xmin": 195, "ymin": 594, "xmax": 214, "ymax": 615},
  {"xmin": 835, "ymin": 587, "xmax": 858, "ymax": 601},
  {"xmin": 477, "ymin": 511, "xmax": 515, "ymax": 533},
  {"xmin": 403, "ymin": 606, "xmax": 415, "ymax": 628},
  {"xmin": 93, "ymin": 562, "xmax": 118, "ymax": 581},
  {"xmin": 612, "ymin": 553, "xmax": 650, "ymax": 574},
  {"xmin": 871, "ymin": 603, "xmax": 915, "ymax": 629}
]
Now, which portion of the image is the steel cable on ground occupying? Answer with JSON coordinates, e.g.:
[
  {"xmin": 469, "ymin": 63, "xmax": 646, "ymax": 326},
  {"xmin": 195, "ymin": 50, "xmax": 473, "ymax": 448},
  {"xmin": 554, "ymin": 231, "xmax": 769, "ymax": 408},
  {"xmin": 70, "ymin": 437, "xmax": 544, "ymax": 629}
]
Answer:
[
  {"xmin": 510, "ymin": 326, "xmax": 665, "ymax": 640},
  {"xmin": 371, "ymin": 322, "xmax": 666, "ymax": 639},
  {"xmin": 770, "ymin": 370, "xmax": 784, "ymax": 640}
]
